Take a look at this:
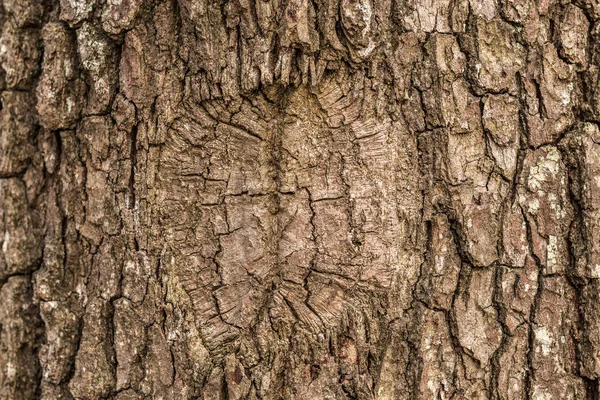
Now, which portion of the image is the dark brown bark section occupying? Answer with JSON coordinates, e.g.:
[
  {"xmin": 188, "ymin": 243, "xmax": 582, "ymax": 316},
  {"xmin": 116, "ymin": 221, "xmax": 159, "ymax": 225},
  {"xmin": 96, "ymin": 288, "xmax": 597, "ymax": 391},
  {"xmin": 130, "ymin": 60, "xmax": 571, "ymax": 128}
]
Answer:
[{"xmin": 1, "ymin": 0, "xmax": 600, "ymax": 399}]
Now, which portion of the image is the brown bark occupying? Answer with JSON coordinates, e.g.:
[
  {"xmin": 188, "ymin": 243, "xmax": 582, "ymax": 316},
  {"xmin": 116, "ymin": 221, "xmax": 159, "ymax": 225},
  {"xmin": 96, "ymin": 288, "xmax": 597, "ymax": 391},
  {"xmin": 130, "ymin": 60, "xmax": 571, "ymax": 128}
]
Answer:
[{"xmin": 1, "ymin": 0, "xmax": 600, "ymax": 398}]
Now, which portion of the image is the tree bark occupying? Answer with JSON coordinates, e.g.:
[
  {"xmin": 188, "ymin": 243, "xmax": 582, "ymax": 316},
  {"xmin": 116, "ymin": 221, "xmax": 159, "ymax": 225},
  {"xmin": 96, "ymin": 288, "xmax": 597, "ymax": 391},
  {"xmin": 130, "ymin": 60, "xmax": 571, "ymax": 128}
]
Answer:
[{"xmin": 1, "ymin": 0, "xmax": 600, "ymax": 398}]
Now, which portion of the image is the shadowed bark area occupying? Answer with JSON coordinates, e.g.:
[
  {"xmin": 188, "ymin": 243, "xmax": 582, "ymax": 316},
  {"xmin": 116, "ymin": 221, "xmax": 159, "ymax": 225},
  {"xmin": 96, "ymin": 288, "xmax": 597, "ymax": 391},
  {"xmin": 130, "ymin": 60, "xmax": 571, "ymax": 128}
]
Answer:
[{"xmin": 1, "ymin": 0, "xmax": 600, "ymax": 398}]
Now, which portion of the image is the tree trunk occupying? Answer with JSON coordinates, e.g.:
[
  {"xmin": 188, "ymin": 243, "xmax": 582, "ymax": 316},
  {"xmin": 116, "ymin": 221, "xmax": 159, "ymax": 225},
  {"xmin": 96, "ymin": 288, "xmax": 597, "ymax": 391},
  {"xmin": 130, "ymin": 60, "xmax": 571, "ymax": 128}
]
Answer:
[{"xmin": 1, "ymin": 0, "xmax": 600, "ymax": 398}]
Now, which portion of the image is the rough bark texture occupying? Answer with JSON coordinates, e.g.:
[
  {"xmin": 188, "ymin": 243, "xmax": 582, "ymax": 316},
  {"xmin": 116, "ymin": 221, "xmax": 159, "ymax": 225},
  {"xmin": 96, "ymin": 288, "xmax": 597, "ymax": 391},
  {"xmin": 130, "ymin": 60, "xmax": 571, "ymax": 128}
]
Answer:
[{"xmin": 1, "ymin": 0, "xmax": 600, "ymax": 398}]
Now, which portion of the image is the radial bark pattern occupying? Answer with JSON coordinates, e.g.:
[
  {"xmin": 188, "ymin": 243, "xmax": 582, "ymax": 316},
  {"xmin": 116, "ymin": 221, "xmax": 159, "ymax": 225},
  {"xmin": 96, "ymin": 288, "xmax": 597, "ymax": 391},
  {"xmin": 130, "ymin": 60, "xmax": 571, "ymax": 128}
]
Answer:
[{"xmin": 1, "ymin": 0, "xmax": 600, "ymax": 398}]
